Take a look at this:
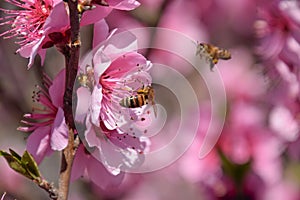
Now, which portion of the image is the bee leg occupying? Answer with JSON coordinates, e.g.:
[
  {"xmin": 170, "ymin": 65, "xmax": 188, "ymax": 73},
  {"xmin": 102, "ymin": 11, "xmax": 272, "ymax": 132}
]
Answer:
[{"xmin": 210, "ymin": 58, "xmax": 219, "ymax": 71}]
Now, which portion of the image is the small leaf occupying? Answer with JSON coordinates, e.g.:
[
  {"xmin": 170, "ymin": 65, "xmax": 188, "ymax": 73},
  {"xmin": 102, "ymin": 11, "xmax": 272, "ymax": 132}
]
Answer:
[
  {"xmin": 21, "ymin": 151, "xmax": 41, "ymax": 180},
  {"xmin": 218, "ymin": 148, "xmax": 251, "ymax": 185},
  {"xmin": 0, "ymin": 150, "xmax": 30, "ymax": 179},
  {"xmin": 9, "ymin": 148, "xmax": 22, "ymax": 160}
]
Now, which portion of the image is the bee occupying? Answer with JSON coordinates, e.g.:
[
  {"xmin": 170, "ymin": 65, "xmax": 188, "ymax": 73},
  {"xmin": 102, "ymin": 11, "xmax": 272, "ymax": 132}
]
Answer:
[
  {"xmin": 196, "ymin": 42, "xmax": 231, "ymax": 70},
  {"xmin": 120, "ymin": 85, "xmax": 157, "ymax": 118}
]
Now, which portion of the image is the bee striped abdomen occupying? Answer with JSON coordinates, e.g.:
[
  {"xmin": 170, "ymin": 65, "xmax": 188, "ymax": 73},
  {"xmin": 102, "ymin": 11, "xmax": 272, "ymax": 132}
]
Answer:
[{"xmin": 120, "ymin": 94, "xmax": 147, "ymax": 108}]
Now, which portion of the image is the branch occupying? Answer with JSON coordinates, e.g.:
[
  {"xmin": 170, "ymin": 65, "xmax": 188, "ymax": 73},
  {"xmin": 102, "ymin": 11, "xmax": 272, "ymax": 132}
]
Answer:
[
  {"xmin": 58, "ymin": 0, "xmax": 81, "ymax": 199},
  {"xmin": 36, "ymin": 179, "xmax": 58, "ymax": 199}
]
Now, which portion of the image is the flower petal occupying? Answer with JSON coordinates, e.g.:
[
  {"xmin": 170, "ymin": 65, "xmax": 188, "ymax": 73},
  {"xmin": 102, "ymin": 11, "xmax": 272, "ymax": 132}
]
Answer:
[
  {"xmin": 87, "ymin": 153, "xmax": 125, "ymax": 189},
  {"xmin": 17, "ymin": 35, "xmax": 46, "ymax": 69},
  {"xmin": 51, "ymin": 108, "xmax": 68, "ymax": 151},
  {"xmin": 26, "ymin": 126, "xmax": 52, "ymax": 164},
  {"xmin": 71, "ymin": 144, "xmax": 88, "ymax": 182},
  {"xmin": 269, "ymin": 106, "xmax": 299, "ymax": 141},
  {"xmin": 108, "ymin": 0, "xmax": 141, "ymax": 10},
  {"xmin": 80, "ymin": 5, "xmax": 112, "ymax": 26},
  {"xmin": 102, "ymin": 30, "xmax": 138, "ymax": 59},
  {"xmin": 49, "ymin": 69, "xmax": 65, "ymax": 108},
  {"xmin": 85, "ymin": 117, "xmax": 102, "ymax": 147},
  {"xmin": 75, "ymin": 87, "xmax": 91, "ymax": 123},
  {"xmin": 90, "ymin": 85, "xmax": 103, "ymax": 126},
  {"xmin": 43, "ymin": 1, "xmax": 69, "ymax": 32},
  {"xmin": 93, "ymin": 19, "xmax": 109, "ymax": 48}
]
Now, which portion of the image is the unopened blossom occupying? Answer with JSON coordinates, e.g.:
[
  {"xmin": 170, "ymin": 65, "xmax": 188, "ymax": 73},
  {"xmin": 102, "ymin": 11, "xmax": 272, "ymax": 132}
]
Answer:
[
  {"xmin": 18, "ymin": 70, "xmax": 68, "ymax": 163},
  {"xmin": 0, "ymin": 0, "xmax": 69, "ymax": 68}
]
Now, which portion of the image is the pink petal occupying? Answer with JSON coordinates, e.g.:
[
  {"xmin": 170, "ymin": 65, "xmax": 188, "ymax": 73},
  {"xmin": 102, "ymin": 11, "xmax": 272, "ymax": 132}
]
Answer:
[
  {"xmin": 17, "ymin": 36, "xmax": 46, "ymax": 69},
  {"xmin": 85, "ymin": 117, "xmax": 102, "ymax": 147},
  {"xmin": 108, "ymin": 131, "xmax": 147, "ymax": 152},
  {"xmin": 93, "ymin": 19, "xmax": 109, "ymax": 48},
  {"xmin": 101, "ymin": 29, "xmax": 138, "ymax": 58},
  {"xmin": 80, "ymin": 5, "xmax": 112, "ymax": 26},
  {"xmin": 102, "ymin": 105, "xmax": 118, "ymax": 130},
  {"xmin": 90, "ymin": 85, "xmax": 103, "ymax": 126},
  {"xmin": 92, "ymin": 47, "xmax": 112, "ymax": 80},
  {"xmin": 39, "ymin": 48, "xmax": 47, "ymax": 66},
  {"xmin": 96, "ymin": 135, "xmax": 145, "ymax": 173},
  {"xmin": 257, "ymin": 30, "xmax": 285, "ymax": 59},
  {"xmin": 75, "ymin": 87, "xmax": 91, "ymax": 123},
  {"xmin": 269, "ymin": 106, "xmax": 299, "ymax": 141},
  {"xmin": 70, "ymin": 145, "xmax": 88, "ymax": 182},
  {"xmin": 120, "ymin": 109, "xmax": 154, "ymax": 136},
  {"xmin": 108, "ymin": 0, "xmax": 141, "ymax": 10},
  {"xmin": 87, "ymin": 154, "xmax": 125, "ymax": 189},
  {"xmin": 26, "ymin": 126, "xmax": 52, "ymax": 164},
  {"xmin": 49, "ymin": 69, "xmax": 65, "ymax": 108},
  {"xmin": 50, "ymin": 108, "xmax": 68, "ymax": 151},
  {"xmin": 108, "ymin": 52, "xmax": 147, "ymax": 73},
  {"xmin": 43, "ymin": 1, "xmax": 69, "ymax": 32}
]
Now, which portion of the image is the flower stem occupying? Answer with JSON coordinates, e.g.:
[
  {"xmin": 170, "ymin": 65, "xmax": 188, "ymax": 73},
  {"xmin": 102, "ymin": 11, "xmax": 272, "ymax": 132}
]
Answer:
[
  {"xmin": 36, "ymin": 179, "xmax": 58, "ymax": 199},
  {"xmin": 58, "ymin": 0, "xmax": 81, "ymax": 199}
]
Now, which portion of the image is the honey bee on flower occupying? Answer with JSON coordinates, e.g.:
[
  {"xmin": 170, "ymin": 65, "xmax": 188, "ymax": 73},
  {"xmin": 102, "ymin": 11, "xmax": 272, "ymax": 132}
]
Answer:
[
  {"xmin": 196, "ymin": 42, "xmax": 231, "ymax": 70},
  {"xmin": 120, "ymin": 85, "xmax": 157, "ymax": 118}
]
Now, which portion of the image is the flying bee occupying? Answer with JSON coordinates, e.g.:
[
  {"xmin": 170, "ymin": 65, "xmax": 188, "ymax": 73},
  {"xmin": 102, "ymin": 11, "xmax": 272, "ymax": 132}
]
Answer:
[
  {"xmin": 196, "ymin": 42, "xmax": 231, "ymax": 70},
  {"xmin": 120, "ymin": 85, "xmax": 157, "ymax": 118}
]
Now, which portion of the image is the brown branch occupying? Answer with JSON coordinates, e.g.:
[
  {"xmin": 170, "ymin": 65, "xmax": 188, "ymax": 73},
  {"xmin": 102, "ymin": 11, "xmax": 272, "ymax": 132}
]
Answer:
[
  {"xmin": 58, "ymin": 0, "xmax": 81, "ymax": 199},
  {"xmin": 36, "ymin": 178, "xmax": 58, "ymax": 199}
]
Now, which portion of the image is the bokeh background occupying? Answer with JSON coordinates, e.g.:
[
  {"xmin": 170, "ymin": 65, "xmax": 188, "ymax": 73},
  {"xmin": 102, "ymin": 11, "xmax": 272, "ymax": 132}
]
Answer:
[{"xmin": 1, "ymin": 0, "xmax": 300, "ymax": 199}]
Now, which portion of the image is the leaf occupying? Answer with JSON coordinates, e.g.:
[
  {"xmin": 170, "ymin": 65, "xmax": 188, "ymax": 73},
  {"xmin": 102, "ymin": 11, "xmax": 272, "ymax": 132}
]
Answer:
[
  {"xmin": 0, "ymin": 150, "xmax": 30, "ymax": 179},
  {"xmin": 0, "ymin": 149, "xmax": 41, "ymax": 181},
  {"xmin": 9, "ymin": 149, "xmax": 21, "ymax": 160},
  {"xmin": 21, "ymin": 151, "xmax": 41, "ymax": 180},
  {"xmin": 218, "ymin": 148, "xmax": 251, "ymax": 185}
]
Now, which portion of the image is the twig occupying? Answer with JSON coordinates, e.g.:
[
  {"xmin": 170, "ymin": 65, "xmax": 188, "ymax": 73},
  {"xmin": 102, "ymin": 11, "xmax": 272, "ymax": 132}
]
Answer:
[
  {"xmin": 36, "ymin": 179, "xmax": 58, "ymax": 199},
  {"xmin": 58, "ymin": 0, "xmax": 81, "ymax": 199}
]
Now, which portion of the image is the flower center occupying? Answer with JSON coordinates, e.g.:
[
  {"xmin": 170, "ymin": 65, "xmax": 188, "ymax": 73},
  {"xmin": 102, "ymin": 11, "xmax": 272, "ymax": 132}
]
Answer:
[{"xmin": 1, "ymin": 0, "xmax": 53, "ymax": 44}]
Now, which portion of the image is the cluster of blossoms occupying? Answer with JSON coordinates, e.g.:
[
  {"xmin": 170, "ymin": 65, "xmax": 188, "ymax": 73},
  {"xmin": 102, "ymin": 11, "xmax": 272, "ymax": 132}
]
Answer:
[
  {"xmin": 0, "ymin": 0, "xmax": 141, "ymax": 68},
  {"xmin": 255, "ymin": 1, "xmax": 300, "ymax": 149},
  {"xmin": 1, "ymin": 0, "xmax": 154, "ymax": 189}
]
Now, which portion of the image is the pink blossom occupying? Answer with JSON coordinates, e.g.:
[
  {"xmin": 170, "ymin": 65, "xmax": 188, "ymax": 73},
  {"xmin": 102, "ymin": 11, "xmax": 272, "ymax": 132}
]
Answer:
[
  {"xmin": 255, "ymin": 1, "xmax": 300, "ymax": 145},
  {"xmin": 255, "ymin": 1, "xmax": 300, "ymax": 98},
  {"xmin": 255, "ymin": 1, "xmax": 300, "ymax": 61},
  {"xmin": 74, "ymin": 28, "xmax": 152, "ymax": 175},
  {"xmin": 269, "ymin": 105, "xmax": 299, "ymax": 142},
  {"xmin": 18, "ymin": 70, "xmax": 68, "ymax": 163},
  {"xmin": 0, "ymin": 0, "xmax": 69, "ymax": 68},
  {"xmin": 262, "ymin": 180, "xmax": 300, "ymax": 200}
]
